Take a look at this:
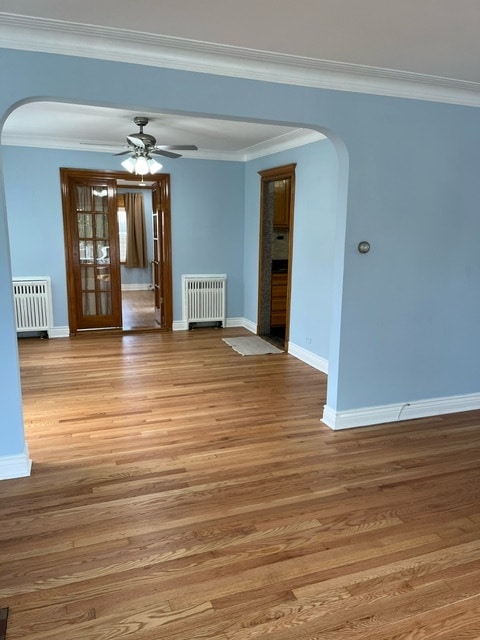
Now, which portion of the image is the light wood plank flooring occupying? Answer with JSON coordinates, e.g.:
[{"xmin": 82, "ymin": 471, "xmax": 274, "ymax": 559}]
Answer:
[{"xmin": 2, "ymin": 328, "xmax": 480, "ymax": 638}]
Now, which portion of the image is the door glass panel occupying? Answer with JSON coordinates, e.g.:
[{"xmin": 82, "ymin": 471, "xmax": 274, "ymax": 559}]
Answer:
[
  {"xmin": 96, "ymin": 240, "xmax": 110, "ymax": 264},
  {"xmin": 97, "ymin": 265, "xmax": 111, "ymax": 288},
  {"xmin": 81, "ymin": 265, "xmax": 95, "ymax": 289},
  {"xmin": 95, "ymin": 240, "xmax": 110, "ymax": 264},
  {"xmin": 95, "ymin": 213, "xmax": 109, "ymax": 238},
  {"xmin": 76, "ymin": 185, "xmax": 92, "ymax": 211},
  {"xmin": 93, "ymin": 190, "xmax": 108, "ymax": 212},
  {"xmin": 82, "ymin": 292, "xmax": 96, "ymax": 316},
  {"xmin": 98, "ymin": 291, "xmax": 112, "ymax": 315},
  {"xmin": 80, "ymin": 241, "xmax": 95, "ymax": 263},
  {"xmin": 78, "ymin": 213, "xmax": 93, "ymax": 238}
]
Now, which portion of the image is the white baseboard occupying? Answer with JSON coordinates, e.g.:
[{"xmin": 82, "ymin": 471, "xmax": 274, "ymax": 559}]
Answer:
[
  {"xmin": 322, "ymin": 391, "xmax": 480, "ymax": 430},
  {"xmin": 0, "ymin": 445, "xmax": 32, "ymax": 480},
  {"xmin": 49, "ymin": 325, "xmax": 70, "ymax": 338},
  {"xmin": 17, "ymin": 326, "xmax": 70, "ymax": 339},
  {"xmin": 172, "ymin": 320, "xmax": 188, "ymax": 331},
  {"xmin": 121, "ymin": 284, "xmax": 151, "ymax": 291},
  {"xmin": 173, "ymin": 317, "xmax": 256, "ymax": 332},
  {"xmin": 226, "ymin": 317, "xmax": 256, "ymax": 332},
  {"xmin": 288, "ymin": 342, "xmax": 328, "ymax": 373}
]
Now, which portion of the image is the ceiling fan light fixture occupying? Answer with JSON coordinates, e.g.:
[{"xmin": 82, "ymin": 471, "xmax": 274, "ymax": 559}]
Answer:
[
  {"xmin": 147, "ymin": 157, "xmax": 163, "ymax": 174},
  {"xmin": 121, "ymin": 156, "xmax": 136, "ymax": 173},
  {"xmin": 134, "ymin": 155, "xmax": 149, "ymax": 175},
  {"xmin": 117, "ymin": 117, "xmax": 195, "ymax": 173},
  {"xmin": 121, "ymin": 153, "xmax": 163, "ymax": 175}
]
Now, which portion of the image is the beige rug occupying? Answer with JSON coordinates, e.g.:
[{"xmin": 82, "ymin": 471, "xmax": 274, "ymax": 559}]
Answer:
[{"xmin": 222, "ymin": 336, "xmax": 283, "ymax": 356}]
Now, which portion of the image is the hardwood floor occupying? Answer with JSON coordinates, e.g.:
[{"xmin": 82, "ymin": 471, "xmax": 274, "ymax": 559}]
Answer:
[{"xmin": 3, "ymin": 328, "xmax": 480, "ymax": 638}]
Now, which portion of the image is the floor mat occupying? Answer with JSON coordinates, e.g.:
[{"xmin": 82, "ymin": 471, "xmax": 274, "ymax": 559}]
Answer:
[{"xmin": 222, "ymin": 336, "xmax": 283, "ymax": 355}]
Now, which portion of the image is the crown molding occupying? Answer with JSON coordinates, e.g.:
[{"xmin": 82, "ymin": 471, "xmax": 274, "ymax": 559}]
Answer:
[
  {"xmin": 239, "ymin": 129, "xmax": 325, "ymax": 161},
  {"xmin": 1, "ymin": 13, "xmax": 480, "ymax": 107},
  {"xmin": 2, "ymin": 123, "xmax": 325, "ymax": 161}
]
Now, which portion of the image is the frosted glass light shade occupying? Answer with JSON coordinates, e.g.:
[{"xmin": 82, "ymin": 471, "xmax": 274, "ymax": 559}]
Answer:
[
  {"xmin": 121, "ymin": 157, "xmax": 136, "ymax": 173},
  {"xmin": 148, "ymin": 158, "xmax": 163, "ymax": 174},
  {"xmin": 134, "ymin": 156, "xmax": 149, "ymax": 175},
  {"xmin": 121, "ymin": 155, "xmax": 163, "ymax": 175}
]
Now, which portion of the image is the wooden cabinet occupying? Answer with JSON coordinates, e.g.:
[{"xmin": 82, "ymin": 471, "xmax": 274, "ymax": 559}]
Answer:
[
  {"xmin": 273, "ymin": 179, "xmax": 291, "ymax": 228},
  {"xmin": 270, "ymin": 272, "xmax": 288, "ymax": 327}
]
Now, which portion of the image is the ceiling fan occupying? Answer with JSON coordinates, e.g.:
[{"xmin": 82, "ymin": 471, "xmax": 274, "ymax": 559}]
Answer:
[{"xmin": 115, "ymin": 116, "xmax": 198, "ymax": 176}]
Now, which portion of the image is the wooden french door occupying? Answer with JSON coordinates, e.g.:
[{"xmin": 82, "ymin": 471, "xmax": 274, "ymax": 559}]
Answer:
[
  {"xmin": 61, "ymin": 169, "xmax": 122, "ymax": 333},
  {"xmin": 61, "ymin": 168, "xmax": 173, "ymax": 334},
  {"xmin": 152, "ymin": 181, "xmax": 173, "ymax": 329}
]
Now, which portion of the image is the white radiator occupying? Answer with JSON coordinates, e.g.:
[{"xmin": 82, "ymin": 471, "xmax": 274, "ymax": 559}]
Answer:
[
  {"xmin": 12, "ymin": 277, "xmax": 53, "ymax": 338},
  {"xmin": 182, "ymin": 274, "xmax": 226, "ymax": 328}
]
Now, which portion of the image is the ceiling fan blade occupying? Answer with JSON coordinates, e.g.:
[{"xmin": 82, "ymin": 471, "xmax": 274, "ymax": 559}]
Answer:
[
  {"xmin": 155, "ymin": 145, "xmax": 198, "ymax": 151},
  {"xmin": 151, "ymin": 149, "xmax": 182, "ymax": 159},
  {"xmin": 126, "ymin": 135, "xmax": 146, "ymax": 148},
  {"xmin": 113, "ymin": 150, "xmax": 133, "ymax": 156}
]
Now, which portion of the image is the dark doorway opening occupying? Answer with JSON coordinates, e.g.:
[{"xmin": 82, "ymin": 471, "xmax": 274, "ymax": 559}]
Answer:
[{"xmin": 257, "ymin": 164, "xmax": 296, "ymax": 350}]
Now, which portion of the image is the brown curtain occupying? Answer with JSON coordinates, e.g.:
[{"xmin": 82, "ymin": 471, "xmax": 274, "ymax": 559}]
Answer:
[{"xmin": 124, "ymin": 193, "xmax": 147, "ymax": 268}]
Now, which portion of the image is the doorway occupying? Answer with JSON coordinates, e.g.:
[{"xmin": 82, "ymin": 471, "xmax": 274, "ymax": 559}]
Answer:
[
  {"xmin": 257, "ymin": 164, "xmax": 296, "ymax": 349},
  {"xmin": 60, "ymin": 168, "xmax": 172, "ymax": 334}
]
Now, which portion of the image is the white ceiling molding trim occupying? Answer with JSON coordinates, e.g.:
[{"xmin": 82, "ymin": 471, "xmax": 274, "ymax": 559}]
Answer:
[
  {"xmin": 1, "ymin": 13, "xmax": 480, "ymax": 107},
  {"xmin": 239, "ymin": 129, "xmax": 325, "ymax": 162},
  {"xmin": 2, "ymin": 118, "xmax": 324, "ymax": 162}
]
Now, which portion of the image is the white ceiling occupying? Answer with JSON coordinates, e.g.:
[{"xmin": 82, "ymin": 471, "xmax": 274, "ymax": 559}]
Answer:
[
  {"xmin": 1, "ymin": 1, "xmax": 480, "ymax": 159},
  {"xmin": 2, "ymin": 103, "xmax": 322, "ymax": 162},
  {"xmin": 2, "ymin": 0, "xmax": 480, "ymax": 83}
]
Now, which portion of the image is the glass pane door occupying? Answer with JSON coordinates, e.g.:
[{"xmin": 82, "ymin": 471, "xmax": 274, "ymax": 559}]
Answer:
[
  {"xmin": 64, "ymin": 176, "xmax": 122, "ymax": 331},
  {"xmin": 76, "ymin": 186, "xmax": 113, "ymax": 318}
]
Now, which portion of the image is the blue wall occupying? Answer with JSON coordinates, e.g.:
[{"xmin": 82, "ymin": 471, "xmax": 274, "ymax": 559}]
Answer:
[
  {"xmin": 0, "ymin": 153, "xmax": 25, "ymax": 459},
  {"xmin": 3, "ymin": 47, "xmax": 480, "ymax": 465},
  {"xmin": 3, "ymin": 146, "xmax": 245, "ymax": 324},
  {"xmin": 331, "ymin": 97, "xmax": 480, "ymax": 410},
  {"xmin": 168, "ymin": 158, "xmax": 245, "ymax": 320}
]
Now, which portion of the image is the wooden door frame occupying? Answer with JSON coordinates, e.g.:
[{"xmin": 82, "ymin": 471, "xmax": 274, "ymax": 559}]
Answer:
[
  {"xmin": 257, "ymin": 163, "xmax": 296, "ymax": 344},
  {"xmin": 152, "ymin": 180, "xmax": 173, "ymax": 329},
  {"xmin": 60, "ymin": 168, "xmax": 173, "ymax": 334}
]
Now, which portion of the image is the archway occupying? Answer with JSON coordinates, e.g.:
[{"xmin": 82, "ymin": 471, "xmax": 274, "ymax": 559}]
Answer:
[{"xmin": 0, "ymin": 97, "xmax": 349, "ymax": 479}]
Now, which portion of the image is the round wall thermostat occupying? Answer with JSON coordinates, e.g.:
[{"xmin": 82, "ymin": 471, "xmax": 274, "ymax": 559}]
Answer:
[{"xmin": 357, "ymin": 241, "xmax": 370, "ymax": 254}]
